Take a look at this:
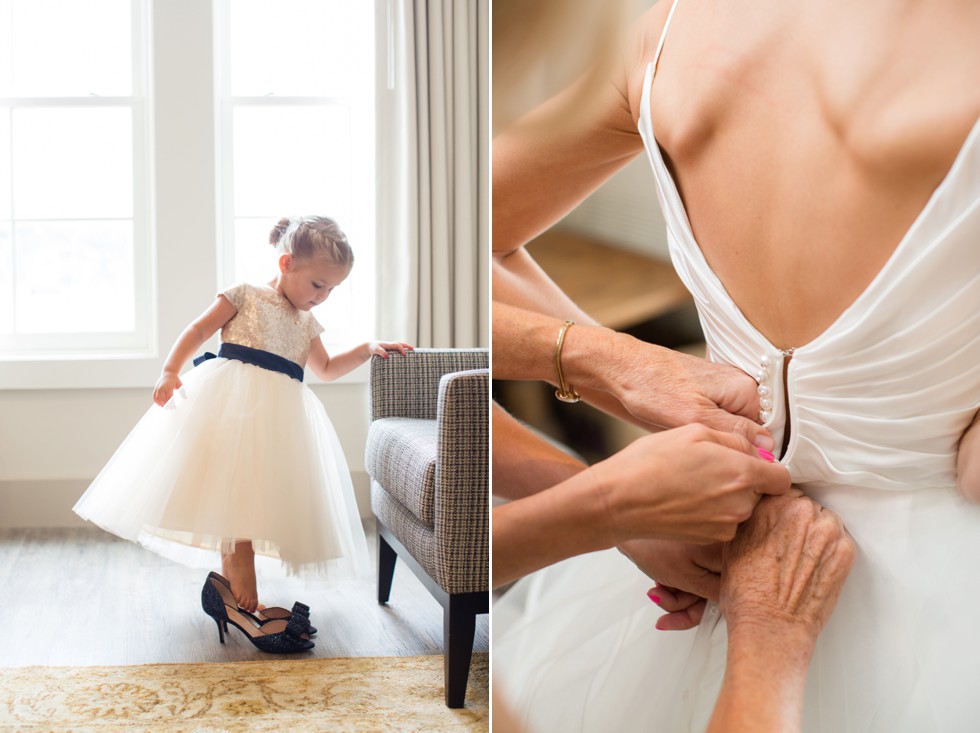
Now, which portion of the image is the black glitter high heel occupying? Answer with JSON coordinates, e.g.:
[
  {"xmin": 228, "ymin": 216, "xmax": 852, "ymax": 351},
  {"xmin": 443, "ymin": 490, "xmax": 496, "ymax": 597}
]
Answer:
[
  {"xmin": 201, "ymin": 573, "xmax": 314, "ymax": 653},
  {"xmin": 208, "ymin": 571, "xmax": 318, "ymax": 636}
]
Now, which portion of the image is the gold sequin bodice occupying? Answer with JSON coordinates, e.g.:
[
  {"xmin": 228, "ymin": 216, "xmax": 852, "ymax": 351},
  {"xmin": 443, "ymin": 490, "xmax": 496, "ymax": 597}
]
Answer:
[{"xmin": 219, "ymin": 283, "xmax": 324, "ymax": 367}]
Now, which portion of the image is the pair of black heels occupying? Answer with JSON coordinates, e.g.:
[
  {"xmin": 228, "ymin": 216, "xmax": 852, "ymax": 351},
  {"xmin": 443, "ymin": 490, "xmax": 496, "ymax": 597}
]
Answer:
[{"xmin": 201, "ymin": 572, "xmax": 317, "ymax": 653}]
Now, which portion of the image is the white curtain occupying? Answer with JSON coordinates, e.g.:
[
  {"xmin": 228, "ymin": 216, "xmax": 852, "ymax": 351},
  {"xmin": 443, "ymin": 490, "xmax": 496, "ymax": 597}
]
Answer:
[{"xmin": 376, "ymin": 0, "xmax": 489, "ymax": 348}]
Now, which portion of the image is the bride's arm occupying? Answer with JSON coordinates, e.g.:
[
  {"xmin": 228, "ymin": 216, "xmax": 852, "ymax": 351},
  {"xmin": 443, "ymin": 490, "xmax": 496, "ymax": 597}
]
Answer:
[{"xmin": 956, "ymin": 410, "xmax": 980, "ymax": 502}]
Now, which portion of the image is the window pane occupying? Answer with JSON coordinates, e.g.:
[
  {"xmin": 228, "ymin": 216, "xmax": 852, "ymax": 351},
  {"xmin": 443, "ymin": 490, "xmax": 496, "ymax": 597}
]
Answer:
[
  {"xmin": 233, "ymin": 217, "xmax": 280, "ymax": 285},
  {"xmin": 11, "ymin": 0, "xmax": 131, "ymax": 97},
  {"xmin": 233, "ymin": 105, "xmax": 351, "ymax": 221},
  {"xmin": 229, "ymin": 0, "xmax": 358, "ymax": 97},
  {"xmin": 0, "ymin": 109, "xmax": 10, "ymax": 220},
  {"xmin": 14, "ymin": 221, "xmax": 134, "ymax": 334},
  {"xmin": 0, "ymin": 223, "xmax": 11, "ymax": 332},
  {"xmin": 13, "ymin": 107, "xmax": 133, "ymax": 219}
]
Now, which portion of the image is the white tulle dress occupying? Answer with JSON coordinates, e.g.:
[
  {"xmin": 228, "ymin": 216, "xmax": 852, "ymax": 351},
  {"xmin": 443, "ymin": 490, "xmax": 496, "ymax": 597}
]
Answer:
[
  {"xmin": 74, "ymin": 282, "xmax": 370, "ymax": 580},
  {"xmin": 493, "ymin": 3, "xmax": 980, "ymax": 731}
]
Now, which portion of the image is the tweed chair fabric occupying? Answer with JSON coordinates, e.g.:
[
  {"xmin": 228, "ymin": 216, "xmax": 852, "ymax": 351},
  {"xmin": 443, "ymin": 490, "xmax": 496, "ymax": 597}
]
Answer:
[
  {"xmin": 365, "ymin": 417, "xmax": 438, "ymax": 526},
  {"xmin": 370, "ymin": 348, "xmax": 488, "ymax": 421},
  {"xmin": 433, "ymin": 368, "xmax": 489, "ymax": 594},
  {"xmin": 371, "ymin": 479, "xmax": 439, "ymax": 582}
]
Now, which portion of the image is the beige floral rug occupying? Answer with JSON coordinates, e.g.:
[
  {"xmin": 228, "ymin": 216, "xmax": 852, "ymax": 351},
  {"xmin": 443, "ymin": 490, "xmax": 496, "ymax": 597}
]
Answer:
[{"xmin": 0, "ymin": 654, "xmax": 488, "ymax": 732}]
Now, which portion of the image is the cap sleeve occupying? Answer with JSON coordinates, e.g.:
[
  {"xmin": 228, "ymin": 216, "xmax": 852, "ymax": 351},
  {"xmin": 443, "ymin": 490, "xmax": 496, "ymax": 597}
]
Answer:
[
  {"xmin": 219, "ymin": 283, "xmax": 248, "ymax": 311},
  {"xmin": 309, "ymin": 314, "xmax": 325, "ymax": 340}
]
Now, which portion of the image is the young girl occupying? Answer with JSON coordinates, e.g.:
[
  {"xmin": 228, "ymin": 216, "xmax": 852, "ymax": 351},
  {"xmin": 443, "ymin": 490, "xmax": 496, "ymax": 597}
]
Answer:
[{"xmin": 74, "ymin": 215, "xmax": 411, "ymax": 652}]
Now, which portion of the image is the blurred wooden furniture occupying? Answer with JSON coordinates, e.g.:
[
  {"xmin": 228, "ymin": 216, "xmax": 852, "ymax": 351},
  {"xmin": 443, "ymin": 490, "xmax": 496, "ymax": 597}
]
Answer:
[{"xmin": 527, "ymin": 228, "xmax": 692, "ymax": 329}]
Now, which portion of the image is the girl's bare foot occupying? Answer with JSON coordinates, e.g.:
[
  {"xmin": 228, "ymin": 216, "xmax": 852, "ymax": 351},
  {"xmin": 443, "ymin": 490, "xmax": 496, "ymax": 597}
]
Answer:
[{"xmin": 222, "ymin": 541, "xmax": 261, "ymax": 613}]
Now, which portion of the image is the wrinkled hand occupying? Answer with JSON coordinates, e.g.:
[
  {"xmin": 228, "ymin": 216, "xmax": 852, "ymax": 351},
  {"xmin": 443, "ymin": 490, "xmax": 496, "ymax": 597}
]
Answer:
[
  {"xmin": 368, "ymin": 340, "xmax": 414, "ymax": 358},
  {"xmin": 721, "ymin": 493, "xmax": 856, "ymax": 646},
  {"xmin": 593, "ymin": 424, "xmax": 791, "ymax": 546},
  {"xmin": 153, "ymin": 372, "xmax": 182, "ymax": 407},
  {"xmin": 608, "ymin": 336, "xmax": 773, "ymax": 449}
]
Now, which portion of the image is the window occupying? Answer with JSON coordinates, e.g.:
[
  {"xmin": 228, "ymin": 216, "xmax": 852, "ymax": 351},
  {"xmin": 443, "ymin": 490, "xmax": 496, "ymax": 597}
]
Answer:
[
  {"xmin": 214, "ymin": 0, "xmax": 376, "ymax": 351},
  {"xmin": 0, "ymin": 0, "xmax": 152, "ymax": 357}
]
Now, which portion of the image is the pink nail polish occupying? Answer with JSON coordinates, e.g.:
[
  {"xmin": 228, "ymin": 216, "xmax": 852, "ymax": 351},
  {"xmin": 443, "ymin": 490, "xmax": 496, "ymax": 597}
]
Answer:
[
  {"xmin": 647, "ymin": 592, "xmax": 661, "ymax": 604},
  {"xmin": 757, "ymin": 447, "xmax": 775, "ymax": 462}
]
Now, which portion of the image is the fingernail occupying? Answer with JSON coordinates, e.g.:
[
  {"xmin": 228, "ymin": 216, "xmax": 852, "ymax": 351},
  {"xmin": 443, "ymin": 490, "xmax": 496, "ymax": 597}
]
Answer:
[
  {"xmin": 647, "ymin": 591, "xmax": 661, "ymax": 604},
  {"xmin": 757, "ymin": 447, "xmax": 775, "ymax": 462},
  {"xmin": 754, "ymin": 434, "xmax": 775, "ymax": 451}
]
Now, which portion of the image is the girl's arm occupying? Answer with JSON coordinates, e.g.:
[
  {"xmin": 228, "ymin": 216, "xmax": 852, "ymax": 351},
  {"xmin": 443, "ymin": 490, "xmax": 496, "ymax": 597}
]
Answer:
[
  {"xmin": 306, "ymin": 337, "xmax": 413, "ymax": 382},
  {"xmin": 957, "ymin": 410, "xmax": 980, "ymax": 502},
  {"xmin": 152, "ymin": 296, "xmax": 238, "ymax": 406}
]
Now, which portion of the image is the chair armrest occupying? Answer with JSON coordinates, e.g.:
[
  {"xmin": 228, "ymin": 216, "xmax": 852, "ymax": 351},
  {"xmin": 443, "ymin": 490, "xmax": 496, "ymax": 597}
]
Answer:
[
  {"xmin": 433, "ymin": 368, "xmax": 489, "ymax": 590},
  {"xmin": 369, "ymin": 348, "xmax": 489, "ymax": 420}
]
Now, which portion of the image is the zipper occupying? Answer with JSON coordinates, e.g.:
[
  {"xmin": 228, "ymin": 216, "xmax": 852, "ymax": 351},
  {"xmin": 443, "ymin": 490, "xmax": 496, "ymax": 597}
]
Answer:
[{"xmin": 780, "ymin": 350, "xmax": 794, "ymax": 459}]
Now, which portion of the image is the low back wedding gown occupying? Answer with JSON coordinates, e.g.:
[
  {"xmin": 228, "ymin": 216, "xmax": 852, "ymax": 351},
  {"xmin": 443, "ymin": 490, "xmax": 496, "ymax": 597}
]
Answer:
[{"xmin": 493, "ymin": 2, "xmax": 980, "ymax": 730}]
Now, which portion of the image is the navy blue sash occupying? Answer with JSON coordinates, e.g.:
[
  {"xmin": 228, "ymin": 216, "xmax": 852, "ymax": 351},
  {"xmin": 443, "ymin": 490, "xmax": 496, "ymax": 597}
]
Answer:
[{"xmin": 193, "ymin": 343, "xmax": 305, "ymax": 382}]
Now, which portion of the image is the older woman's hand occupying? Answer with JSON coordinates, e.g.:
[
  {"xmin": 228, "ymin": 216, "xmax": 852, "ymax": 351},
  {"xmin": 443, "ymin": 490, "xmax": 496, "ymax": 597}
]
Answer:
[
  {"xmin": 491, "ymin": 302, "xmax": 776, "ymax": 450},
  {"xmin": 721, "ymin": 492, "xmax": 855, "ymax": 647},
  {"xmin": 705, "ymin": 493, "xmax": 856, "ymax": 733}
]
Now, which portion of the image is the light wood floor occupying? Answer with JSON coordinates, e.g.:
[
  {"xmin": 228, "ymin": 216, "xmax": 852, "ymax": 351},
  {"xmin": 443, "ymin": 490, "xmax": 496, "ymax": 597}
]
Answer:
[{"xmin": 0, "ymin": 524, "xmax": 488, "ymax": 667}]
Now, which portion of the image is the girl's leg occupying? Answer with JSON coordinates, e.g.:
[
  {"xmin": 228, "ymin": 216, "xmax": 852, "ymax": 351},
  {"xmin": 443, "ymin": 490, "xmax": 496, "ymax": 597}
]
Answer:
[{"xmin": 222, "ymin": 540, "xmax": 261, "ymax": 613}]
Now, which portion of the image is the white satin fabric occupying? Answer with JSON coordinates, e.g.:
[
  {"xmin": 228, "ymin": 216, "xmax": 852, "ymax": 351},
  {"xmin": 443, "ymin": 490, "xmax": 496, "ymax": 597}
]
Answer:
[{"xmin": 493, "ymin": 4, "xmax": 980, "ymax": 730}]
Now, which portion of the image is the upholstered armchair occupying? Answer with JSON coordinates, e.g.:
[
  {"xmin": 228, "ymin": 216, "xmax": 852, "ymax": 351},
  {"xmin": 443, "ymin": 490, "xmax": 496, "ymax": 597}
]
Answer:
[{"xmin": 365, "ymin": 348, "xmax": 489, "ymax": 708}]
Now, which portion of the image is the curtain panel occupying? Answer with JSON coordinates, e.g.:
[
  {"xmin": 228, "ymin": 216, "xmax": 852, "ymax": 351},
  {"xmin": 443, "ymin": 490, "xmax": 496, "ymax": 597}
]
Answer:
[{"xmin": 376, "ymin": 0, "xmax": 489, "ymax": 348}]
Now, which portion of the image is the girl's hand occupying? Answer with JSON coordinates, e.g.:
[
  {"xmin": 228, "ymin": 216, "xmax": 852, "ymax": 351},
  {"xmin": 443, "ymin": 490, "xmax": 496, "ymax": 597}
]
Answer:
[
  {"xmin": 367, "ymin": 341, "xmax": 414, "ymax": 359},
  {"xmin": 153, "ymin": 372, "xmax": 183, "ymax": 407}
]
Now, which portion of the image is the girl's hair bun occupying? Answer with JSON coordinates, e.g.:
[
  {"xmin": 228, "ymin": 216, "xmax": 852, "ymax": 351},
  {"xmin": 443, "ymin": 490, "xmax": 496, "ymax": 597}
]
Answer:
[{"xmin": 269, "ymin": 217, "xmax": 291, "ymax": 247}]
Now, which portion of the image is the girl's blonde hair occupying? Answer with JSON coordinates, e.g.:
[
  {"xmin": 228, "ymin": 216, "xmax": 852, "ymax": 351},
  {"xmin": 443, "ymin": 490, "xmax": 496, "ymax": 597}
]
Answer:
[{"xmin": 269, "ymin": 216, "xmax": 354, "ymax": 271}]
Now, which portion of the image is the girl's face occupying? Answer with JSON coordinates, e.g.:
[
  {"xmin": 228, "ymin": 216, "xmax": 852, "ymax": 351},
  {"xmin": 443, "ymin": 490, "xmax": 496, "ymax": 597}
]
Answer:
[{"xmin": 277, "ymin": 254, "xmax": 350, "ymax": 311}]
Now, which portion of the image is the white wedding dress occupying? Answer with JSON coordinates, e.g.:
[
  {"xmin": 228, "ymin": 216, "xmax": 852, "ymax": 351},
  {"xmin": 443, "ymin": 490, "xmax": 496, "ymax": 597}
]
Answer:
[{"xmin": 493, "ymin": 2, "xmax": 980, "ymax": 730}]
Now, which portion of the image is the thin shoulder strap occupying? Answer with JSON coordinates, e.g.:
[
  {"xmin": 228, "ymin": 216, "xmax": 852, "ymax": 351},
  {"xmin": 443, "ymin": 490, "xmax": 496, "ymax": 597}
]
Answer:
[{"xmin": 652, "ymin": 0, "xmax": 681, "ymax": 78}]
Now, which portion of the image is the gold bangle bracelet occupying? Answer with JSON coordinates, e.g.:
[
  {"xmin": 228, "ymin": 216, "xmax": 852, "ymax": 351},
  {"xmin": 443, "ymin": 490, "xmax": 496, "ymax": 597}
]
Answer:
[{"xmin": 554, "ymin": 320, "xmax": 581, "ymax": 403}]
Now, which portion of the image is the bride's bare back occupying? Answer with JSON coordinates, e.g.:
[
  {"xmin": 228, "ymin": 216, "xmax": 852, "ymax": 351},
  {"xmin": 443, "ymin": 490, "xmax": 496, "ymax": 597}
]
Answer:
[
  {"xmin": 626, "ymin": 0, "xmax": 980, "ymax": 349},
  {"xmin": 494, "ymin": 0, "xmax": 980, "ymax": 350}
]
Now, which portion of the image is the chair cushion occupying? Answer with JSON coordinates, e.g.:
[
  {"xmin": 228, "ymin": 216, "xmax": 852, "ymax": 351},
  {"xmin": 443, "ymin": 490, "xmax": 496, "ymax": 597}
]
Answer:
[{"xmin": 365, "ymin": 417, "xmax": 437, "ymax": 527}]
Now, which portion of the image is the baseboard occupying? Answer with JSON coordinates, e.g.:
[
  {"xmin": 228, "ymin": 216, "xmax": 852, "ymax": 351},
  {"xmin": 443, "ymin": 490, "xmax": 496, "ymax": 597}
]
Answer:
[{"xmin": 0, "ymin": 472, "xmax": 373, "ymax": 529}]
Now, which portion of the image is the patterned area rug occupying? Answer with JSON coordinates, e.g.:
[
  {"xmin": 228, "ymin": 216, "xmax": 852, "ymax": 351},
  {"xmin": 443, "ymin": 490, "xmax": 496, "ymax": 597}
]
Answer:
[{"xmin": 0, "ymin": 654, "xmax": 488, "ymax": 732}]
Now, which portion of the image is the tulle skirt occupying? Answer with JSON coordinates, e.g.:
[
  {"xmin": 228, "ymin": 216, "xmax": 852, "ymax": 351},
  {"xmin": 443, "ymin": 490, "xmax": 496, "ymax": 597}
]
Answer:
[
  {"xmin": 73, "ymin": 357, "xmax": 370, "ymax": 579},
  {"xmin": 493, "ymin": 482, "xmax": 980, "ymax": 732}
]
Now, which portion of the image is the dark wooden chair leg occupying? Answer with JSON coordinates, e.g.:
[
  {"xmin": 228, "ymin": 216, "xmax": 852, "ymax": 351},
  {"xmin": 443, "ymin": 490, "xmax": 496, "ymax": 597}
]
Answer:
[
  {"xmin": 444, "ymin": 594, "xmax": 477, "ymax": 708},
  {"xmin": 378, "ymin": 531, "xmax": 397, "ymax": 604}
]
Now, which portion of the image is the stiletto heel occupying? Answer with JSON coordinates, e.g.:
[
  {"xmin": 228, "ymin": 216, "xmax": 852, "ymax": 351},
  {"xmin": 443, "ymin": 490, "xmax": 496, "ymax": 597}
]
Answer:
[{"xmin": 201, "ymin": 573, "xmax": 313, "ymax": 653}]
